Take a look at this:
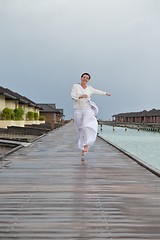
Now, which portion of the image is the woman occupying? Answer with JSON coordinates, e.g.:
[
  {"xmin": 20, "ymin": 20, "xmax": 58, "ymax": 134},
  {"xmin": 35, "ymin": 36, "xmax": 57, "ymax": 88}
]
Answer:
[{"xmin": 71, "ymin": 73, "xmax": 111, "ymax": 160}]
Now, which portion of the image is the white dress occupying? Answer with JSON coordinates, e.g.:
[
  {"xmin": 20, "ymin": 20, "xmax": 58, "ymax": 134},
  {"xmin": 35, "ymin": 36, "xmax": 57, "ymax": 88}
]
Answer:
[{"xmin": 71, "ymin": 84, "xmax": 106, "ymax": 150}]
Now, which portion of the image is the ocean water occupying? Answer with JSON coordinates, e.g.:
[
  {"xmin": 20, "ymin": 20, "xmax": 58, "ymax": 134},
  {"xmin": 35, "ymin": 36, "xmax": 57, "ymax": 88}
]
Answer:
[{"xmin": 98, "ymin": 125, "xmax": 160, "ymax": 171}]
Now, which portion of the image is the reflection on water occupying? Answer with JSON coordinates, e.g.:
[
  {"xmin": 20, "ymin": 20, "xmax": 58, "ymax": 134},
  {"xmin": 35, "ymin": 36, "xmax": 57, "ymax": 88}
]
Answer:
[{"xmin": 98, "ymin": 125, "xmax": 160, "ymax": 171}]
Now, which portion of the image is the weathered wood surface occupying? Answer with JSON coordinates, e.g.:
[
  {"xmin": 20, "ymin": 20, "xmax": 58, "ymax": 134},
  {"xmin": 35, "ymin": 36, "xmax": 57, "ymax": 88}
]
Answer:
[{"xmin": 0, "ymin": 122, "xmax": 160, "ymax": 239}]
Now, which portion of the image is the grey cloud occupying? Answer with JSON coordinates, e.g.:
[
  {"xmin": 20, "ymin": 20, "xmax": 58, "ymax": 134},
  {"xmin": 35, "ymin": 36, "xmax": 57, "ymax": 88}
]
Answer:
[{"xmin": 0, "ymin": 0, "xmax": 160, "ymax": 119}]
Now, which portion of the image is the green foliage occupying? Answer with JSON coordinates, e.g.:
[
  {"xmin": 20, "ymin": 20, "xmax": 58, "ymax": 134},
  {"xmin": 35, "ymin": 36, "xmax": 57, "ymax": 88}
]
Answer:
[
  {"xmin": 26, "ymin": 111, "xmax": 40, "ymax": 120},
  {"xmin": 1, "ymin": 108, "xmax": 15, "ymax": 120},
  {"xmin": 34, "ymin": 112, "xmax": 39, "ymax": 120},
  {"xmin": 1, "ymin": 108, "xmax": 40, "ymax": 121},
  {"xmin": 39, "ymin": 115, "xmax": 45, "ymax": 121},
  {"xmin": 14, "ymin": 107, "xmax": 24, "ymax": 120},
  {"xmin": 26, "ymin": 111, "xmax": 35, "ymax": 120}
]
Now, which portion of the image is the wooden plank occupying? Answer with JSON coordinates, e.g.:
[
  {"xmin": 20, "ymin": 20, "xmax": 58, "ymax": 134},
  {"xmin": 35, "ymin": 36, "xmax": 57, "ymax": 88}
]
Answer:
[{"xmin": 0, "ymin": 122, "xmax": 160, "ymax": 239}]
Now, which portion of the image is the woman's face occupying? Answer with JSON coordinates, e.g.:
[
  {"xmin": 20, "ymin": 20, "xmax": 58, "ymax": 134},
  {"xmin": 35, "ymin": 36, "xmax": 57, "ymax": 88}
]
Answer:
[{"xmin": 81, "ymin": 74, "xmax": 90, "ymax": 84}]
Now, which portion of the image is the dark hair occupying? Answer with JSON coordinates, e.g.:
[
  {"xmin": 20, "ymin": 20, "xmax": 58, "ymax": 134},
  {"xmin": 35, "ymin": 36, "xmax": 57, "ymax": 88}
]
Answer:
[{"xmin": 81, "ymin": 72, "xmax": 91, "ymax": 80}]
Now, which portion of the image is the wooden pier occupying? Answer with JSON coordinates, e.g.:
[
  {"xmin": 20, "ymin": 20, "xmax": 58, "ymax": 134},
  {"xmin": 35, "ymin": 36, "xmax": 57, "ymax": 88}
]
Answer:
[{"xmin": 0, "ymin": 121, "xmax": 160, "ymax": 239}]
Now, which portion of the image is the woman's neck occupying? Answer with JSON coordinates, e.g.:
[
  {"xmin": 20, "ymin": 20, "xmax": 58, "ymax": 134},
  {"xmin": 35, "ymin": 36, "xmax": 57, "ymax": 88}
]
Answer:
[{"xmin": 81, "ymin": 83, "xmax": 87, "ymax": 89}]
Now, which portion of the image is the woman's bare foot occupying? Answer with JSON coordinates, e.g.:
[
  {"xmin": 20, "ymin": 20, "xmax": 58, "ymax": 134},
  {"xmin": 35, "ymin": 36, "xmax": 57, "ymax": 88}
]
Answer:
[{"xmin": 84, "ymin": 145, "xmax": 89, "ymax": 153}]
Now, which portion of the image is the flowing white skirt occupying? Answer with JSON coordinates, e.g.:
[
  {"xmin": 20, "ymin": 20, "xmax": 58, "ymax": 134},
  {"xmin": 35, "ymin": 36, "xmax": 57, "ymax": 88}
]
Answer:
[{"xmin": 74, "ymin": 107, "xmax": 98, "ymax": 150}]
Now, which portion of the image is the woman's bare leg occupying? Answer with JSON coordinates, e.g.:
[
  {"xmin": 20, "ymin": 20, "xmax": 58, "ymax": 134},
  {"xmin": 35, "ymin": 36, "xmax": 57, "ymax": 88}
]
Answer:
[{"xmin": 84, "ymin": 145, "xmax": 89, "ymax": 153}]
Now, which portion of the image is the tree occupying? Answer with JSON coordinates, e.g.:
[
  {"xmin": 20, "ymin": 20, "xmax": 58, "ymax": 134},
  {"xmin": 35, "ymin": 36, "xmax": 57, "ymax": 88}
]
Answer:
[
  {"xmin": 26, "ymin": 111, "xmax": 34, "ymax": 120},
  {"xmin": 1, "ymin": 108, "xmax": 15, "ymax": 120},
  {"xmin": 14, "ymin": 107, "xmax": 24, "ymax": 120}
]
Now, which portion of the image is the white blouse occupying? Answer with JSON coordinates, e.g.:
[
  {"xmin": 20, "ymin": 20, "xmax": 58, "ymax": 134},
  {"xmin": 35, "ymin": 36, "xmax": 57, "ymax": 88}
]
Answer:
[{"xmin": 71, "ymin": 84, "xmax": 106, "ymax": 110}]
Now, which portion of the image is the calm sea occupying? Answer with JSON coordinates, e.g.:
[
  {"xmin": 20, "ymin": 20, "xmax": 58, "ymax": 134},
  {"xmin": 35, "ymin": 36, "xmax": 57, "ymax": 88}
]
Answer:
[{"xmin": 98, "ymin": 125, "xmax": 160, "ymax": 171}]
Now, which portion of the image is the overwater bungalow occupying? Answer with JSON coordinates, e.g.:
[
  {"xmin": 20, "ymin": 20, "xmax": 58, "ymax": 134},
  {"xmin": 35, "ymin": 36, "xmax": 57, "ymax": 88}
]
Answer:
[{"xmin": 112, "ymin": 109, "xmax": 160, "ymax": 124}]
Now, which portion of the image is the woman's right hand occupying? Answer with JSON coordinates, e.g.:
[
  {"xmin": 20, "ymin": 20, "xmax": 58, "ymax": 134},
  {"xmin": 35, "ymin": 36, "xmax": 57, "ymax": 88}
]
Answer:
[{"xmin": 79, "ymin": 94, "xmax": 88, "ymax": 99}]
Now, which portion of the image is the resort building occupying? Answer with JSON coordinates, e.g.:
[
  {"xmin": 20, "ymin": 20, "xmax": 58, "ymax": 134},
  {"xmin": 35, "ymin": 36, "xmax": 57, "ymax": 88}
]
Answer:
[
  {"xmin": 0, "ymin": 86, "xmax": 64, "ymax": 128},
  {"xmin": 37, "ymin": 103, "xmax": 65, "ymax": 129},
  {"xmin": 0, "ymin": 86, "xmax": 40, "ymax": 119},
  {"xmin": 112, "ymin": 109, "xmax": 160, "ymax": 124}
]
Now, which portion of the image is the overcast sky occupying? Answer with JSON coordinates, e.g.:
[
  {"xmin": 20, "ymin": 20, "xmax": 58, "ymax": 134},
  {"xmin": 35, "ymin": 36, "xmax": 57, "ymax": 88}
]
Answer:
[{"xmin": 0, "ymin": 0, "xmax": 160, "ymax": 120}]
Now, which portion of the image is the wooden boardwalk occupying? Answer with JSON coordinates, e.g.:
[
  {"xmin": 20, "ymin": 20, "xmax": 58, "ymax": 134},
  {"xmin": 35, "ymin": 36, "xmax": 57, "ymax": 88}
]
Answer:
[{"xmin": 0, "ymin": 122, "xmax": 160, "ymax": 239}]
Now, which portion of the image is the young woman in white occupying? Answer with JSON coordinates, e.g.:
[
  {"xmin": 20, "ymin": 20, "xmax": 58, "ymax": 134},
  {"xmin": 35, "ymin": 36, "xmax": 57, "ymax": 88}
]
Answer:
[{"xmin": 71, "ymin": 73, "xmax": 111, "ymax": 160}]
